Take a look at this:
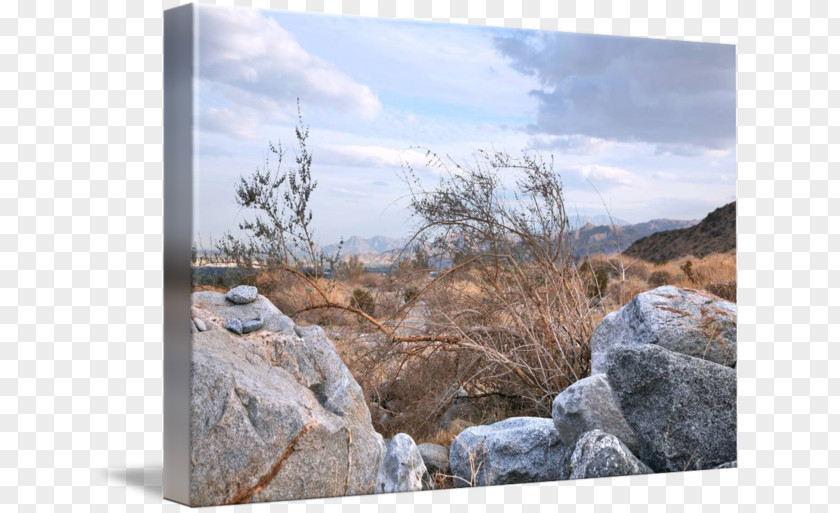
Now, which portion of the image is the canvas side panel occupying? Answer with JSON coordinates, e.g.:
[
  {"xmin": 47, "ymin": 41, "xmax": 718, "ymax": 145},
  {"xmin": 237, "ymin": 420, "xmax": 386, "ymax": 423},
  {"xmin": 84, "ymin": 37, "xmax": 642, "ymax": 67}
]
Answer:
[{"xmin": 162, "ymin": 3, "xmax": 194, "ymax": 506}]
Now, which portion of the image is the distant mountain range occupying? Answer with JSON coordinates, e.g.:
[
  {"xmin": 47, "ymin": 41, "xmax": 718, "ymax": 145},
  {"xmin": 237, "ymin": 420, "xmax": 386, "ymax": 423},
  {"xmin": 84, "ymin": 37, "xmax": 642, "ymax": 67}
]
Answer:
[
  {"xmin": 568, "ymin": 218, "xmax": 699, "ymax": 257},
  {"xmin": 624, "ymin": 202, "xmax": 735, "ymax": 261},
  {"xmin": 321, "ymin": 216, "xmax": 702, "ymax": 264}
]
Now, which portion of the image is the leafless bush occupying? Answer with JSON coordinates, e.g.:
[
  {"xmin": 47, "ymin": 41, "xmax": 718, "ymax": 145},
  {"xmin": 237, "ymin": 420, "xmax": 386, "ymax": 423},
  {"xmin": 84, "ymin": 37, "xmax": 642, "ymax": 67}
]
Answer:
[{"xmin": 377, "ymin": 149, "xmax": 596, "ymax": 416}]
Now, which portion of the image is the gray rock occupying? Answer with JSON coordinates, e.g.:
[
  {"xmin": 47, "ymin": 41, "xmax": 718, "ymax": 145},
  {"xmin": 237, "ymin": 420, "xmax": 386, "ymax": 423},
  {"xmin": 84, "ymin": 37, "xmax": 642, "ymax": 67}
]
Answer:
[
  {"xmin": 375, "ymin": 433, "xmax": 431, "ymax": 493},
  {"xmin": 193, "ymin": 317, "xmax": 207, "ymax": 332},
  {"xmin": 224, "ymin": 317, "xmax": 242, "ymax": 335},
  {"xmin": 241, "ymin": 317, "xmax": 264, "ymax": 334},
  {"xmin": 605, "ymin": 344, "xmax": 737, "ymax": 472},
  {"xmin": 591, "ymin": 285, "xmax": 736, "ymax": 374},
  {"xmin": 417, "ymin": 443, "xmax": 450, "ymax": 475},
  {"xmin": 715, "ymin": 461, "xmax": 737, "ymax": 469},
  {"xmin": 190, "ymin": 319, "xmax": 198, "ymax": 333},
  {"xmin": 449, "ymin": 417, "xmax": 565, "ymax": 487},
  {"xmin": 190, "ymin": 292, "xmax": 385, "ymax": 505},
  {"xmin": 226, "ymin": 285, "xmax": 258, "ymax": 304},
  {"xmin": 568, "ymin": 430, "xmax": 651, "ymax": 480},
  {"xmin": 192, "ymin": 291, "xmax": 295, "ymax": 333},
  {"xmin": 436, "ymin": 401, "xmax": 482, "ymax": 433},
  {"xmin": 552, "ymin": 374, "xmax": 638, "ymax": 454}
]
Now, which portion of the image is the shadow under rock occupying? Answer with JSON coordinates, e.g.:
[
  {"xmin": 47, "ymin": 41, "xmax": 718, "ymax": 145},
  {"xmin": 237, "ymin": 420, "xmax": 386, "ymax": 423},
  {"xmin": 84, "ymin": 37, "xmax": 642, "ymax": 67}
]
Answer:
[{"xmin": 94, "ymin": 466, "xmax": 164, "ymax": 499}]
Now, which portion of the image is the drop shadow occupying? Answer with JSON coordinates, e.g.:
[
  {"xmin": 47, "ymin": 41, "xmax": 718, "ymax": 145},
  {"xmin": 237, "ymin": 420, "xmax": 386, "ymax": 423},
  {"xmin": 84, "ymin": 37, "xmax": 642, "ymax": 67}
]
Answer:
[{"xmin": 94, "ymin": 466, "xmax": 163, "ymax": 499}]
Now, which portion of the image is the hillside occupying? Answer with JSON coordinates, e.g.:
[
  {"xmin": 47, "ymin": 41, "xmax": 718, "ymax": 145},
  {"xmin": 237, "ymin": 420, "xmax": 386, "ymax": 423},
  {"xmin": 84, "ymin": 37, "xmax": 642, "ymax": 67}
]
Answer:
[
  {"xmin": 569, "ymin": 218, "xmax": 698, "ymax": 257},
  {"xmin": 623, "ymin": 202, "xmax": 735, "ymax": 261}
]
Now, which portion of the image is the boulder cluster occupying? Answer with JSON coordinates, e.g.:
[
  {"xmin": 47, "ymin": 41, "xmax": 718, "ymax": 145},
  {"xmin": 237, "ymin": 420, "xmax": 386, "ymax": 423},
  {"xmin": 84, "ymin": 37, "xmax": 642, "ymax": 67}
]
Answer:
[{"xmin": 189, "ymin": 284, "xmax": 736, "ymax": 503}]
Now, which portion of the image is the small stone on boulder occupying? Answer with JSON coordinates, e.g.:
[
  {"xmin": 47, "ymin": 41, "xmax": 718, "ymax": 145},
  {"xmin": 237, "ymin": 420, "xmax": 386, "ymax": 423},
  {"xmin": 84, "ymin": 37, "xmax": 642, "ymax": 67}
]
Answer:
[
  {"xmin": 449, "ymin": 417, "xmax": 565, "ymax": 487},
  {"xmin": 568, "ymin": 430, "xmax": 651, "ymax": 479},
  {"xmin": 241, "ymin": 317, "xmax": 264, "ymax": 334},
  {"xmin": 375, "ymin": 433, "xmax": 431, "ymax": 493},
  {"xmin": 226, "ymin": 285, "xmax": 258, "ymax": 305},
  {"xmin": 552, "ymin": 374, "xmax": 638, "ymax": 454},
  {"xmin": 193, "ymin": 317, "xmax": 207, "ymax": 332},
  {"xmin": 224, "ymin": 318, "xmax": 243, "ymax": 335}
]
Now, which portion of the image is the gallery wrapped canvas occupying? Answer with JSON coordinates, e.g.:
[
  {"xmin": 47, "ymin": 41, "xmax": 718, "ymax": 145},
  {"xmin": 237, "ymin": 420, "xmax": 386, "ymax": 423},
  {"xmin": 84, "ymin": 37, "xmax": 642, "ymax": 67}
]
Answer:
[{"xmin": 164, "ymin": 4, "xmax": 736, "ymax": 506}]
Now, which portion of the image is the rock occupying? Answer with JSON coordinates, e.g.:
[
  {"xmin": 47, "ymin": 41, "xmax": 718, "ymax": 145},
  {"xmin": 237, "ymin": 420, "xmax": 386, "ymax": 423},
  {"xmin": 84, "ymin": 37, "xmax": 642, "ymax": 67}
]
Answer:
[
  {"xmin": 568, "ymin": 430, "xmax": 651, "ymax": 479},
  {"xmin": 192, "ymin": 290, "xmax": 296, "ymax": 333},
  {"xmin": 226, "ymin": 285, "xmax": 258, "ymax": 304},
  {"xmin": 190, "ymin": 319, "xmax": 198, "ymax": 333},
  {"xmin": 193, "ymin": 317, "xmax": 207, "ymax": 332},
  {"xmin": 224, "ymin": 317, "xmax": 242, "ymax": 335},
  {"xmin": 374, "ymin": 433, "xmax": 431, "ymax": 493},
  {"xmin": 417, "ymin": 443, "xmax": 449, "ymax": 475},
  {"xmin": 436, "ymin": 401, "xmax": 482, "ymax": 433},
  {"xmin": 241, "ymin": 317, "xmax": 264, "ymax": 334},
  {"xmin": 190, "ymin": 291, "xmax": 385, "ymax": 505},
  {"xmin": 591, "ymin": 285, "xmax": 736, "ymax": 374},
  {"xmin": 715, "ymin": 461, "xmax": 737, "ymax": 469},
  {"xmin": 552, "ymin": 374, "xmax": 638, "ymax": 454},
  {"xmin": 605, "ymin": 344, "xmax": 737, "ymax": 472},
  {"xmin": 449, "ymin": 417, "xmax": 565, "ymax": 487}
]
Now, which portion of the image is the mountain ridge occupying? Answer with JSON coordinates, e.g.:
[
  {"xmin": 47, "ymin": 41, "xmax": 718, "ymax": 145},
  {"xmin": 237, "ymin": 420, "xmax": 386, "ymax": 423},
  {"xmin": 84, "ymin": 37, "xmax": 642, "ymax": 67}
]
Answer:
[{"xmin": 623, "ymin": 202, "xmax": 735, "ymax": 261}]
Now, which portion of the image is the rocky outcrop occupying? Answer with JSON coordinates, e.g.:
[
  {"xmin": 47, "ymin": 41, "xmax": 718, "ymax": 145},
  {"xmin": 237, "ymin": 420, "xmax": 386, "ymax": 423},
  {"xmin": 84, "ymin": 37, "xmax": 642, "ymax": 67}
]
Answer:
[
  {"xmin": 417, "ymin": 443, "xmax": 449, "ymax": 475},
  {"xmin": 552, "ymin": 374, "xmax": 638, "ymax": 454},
  {"xmin": 190, "ymin": 289, "xmax": 385, "ymax": 506},
  {"xmin": 374, "ymin": 433, "xmax": 431, "ymax": 493},
  {"xmin": 568, "ymin": 430, "xmax": 651, "ymax": 479},
  {"xmin": 604, "ymin": 344, "xmax": 737, "ymax": 472},
  {"xmin": 449, "ymin": 417, "xmax": 566, "ymax": 487},
  {"xmin": 591, "ymin": 285, "xmax": 736, "ymax": 374}
]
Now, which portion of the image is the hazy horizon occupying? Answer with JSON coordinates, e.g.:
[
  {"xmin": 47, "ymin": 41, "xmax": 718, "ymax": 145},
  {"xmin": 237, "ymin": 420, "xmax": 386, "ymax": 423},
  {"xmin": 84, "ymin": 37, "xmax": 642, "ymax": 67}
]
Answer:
[{"xmin": 194, "ymin": 6, "xmax": 736, "ymax": 247}]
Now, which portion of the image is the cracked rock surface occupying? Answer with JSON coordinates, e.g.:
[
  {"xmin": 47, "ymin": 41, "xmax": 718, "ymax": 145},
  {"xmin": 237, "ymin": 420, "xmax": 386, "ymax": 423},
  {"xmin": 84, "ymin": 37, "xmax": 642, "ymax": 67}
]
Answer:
[{"xmin": 190, "ymin": 291, "xmax": 385, "ymax": 505}]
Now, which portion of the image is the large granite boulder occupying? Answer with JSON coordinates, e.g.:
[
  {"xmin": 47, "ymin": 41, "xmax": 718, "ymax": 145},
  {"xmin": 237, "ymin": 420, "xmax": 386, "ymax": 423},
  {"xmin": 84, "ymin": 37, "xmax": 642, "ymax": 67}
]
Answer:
[
  {"xmin": 374, "ymin": 433, "xmax": 431, "ymax": 493},
  {"xmin": 449, "ymin": 417, "xmax": 565, "ymax": 487},
  {"xmin": 552, "ymin": 374, "xmax": 638, "ymax": 454},
  {"xmin": 568, "ymin": 430, "xmax": 651, "ymax": 479},
  {"xmin": 189, "ymin": 291, "xmax": 386, "ymax": 505},
  {"xmin": 591, "ymin": 285, "xmax": 736, "ymax": 374},
  {"xmin": 604, "ymin": 344, "xmax": 737, "ymax": 472}
]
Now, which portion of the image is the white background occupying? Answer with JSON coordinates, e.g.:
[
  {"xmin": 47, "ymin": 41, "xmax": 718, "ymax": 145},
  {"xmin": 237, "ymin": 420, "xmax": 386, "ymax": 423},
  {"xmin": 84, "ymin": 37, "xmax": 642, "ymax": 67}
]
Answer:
[{"xmin": 0, "ymin": 0, "xmax": 836, "ymax": 511}]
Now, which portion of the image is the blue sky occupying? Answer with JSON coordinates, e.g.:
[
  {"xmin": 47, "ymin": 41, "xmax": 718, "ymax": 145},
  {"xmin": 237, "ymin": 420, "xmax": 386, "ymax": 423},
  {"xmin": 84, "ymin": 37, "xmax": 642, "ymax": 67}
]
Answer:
[{"xmin": 193, "ymin": 6, "xmax": 736, "ymax": 246}]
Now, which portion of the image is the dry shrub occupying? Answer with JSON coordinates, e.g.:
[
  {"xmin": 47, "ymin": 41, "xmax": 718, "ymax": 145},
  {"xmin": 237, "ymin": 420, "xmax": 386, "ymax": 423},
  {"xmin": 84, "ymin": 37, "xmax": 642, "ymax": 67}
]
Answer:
[
  {"xmin": 648, "ymin": 270, "xmax": 674, "ymax": 288},
  {"xmin": 692, "ymin": 253, "xmax": 737, "ymax": 286},
  {"xmin": 369, "ymin": 149, "xmax": 597, "ymax": 419},
  {"xmin": 606, "ymin": 276, "xmax": 649, "ymax": 308},
  {"xmin": 705, "ymin": 280, "xmax": 737, "ymax": 302}
]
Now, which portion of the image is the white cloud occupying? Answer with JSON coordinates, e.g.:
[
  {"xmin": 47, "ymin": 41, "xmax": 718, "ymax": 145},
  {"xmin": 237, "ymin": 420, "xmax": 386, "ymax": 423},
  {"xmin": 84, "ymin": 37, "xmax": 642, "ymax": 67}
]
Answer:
[
  {"xmin": 197, "ymin": 6, "xmax": 382, "ymax": 139},
  {"xmin": 573, "ymin": 164, "xmax": 634, "ymax": 185},
  {"xmin": 319, "ymin": 144, "xmax": 429, "ymax": 169}
]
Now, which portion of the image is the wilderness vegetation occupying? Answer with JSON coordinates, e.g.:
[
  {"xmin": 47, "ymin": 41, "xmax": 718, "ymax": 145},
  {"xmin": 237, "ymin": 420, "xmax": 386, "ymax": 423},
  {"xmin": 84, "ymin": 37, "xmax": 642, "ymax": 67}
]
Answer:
[{"xmin": 192, "ymin": 111, "xmax": 736, "ymax": 468}]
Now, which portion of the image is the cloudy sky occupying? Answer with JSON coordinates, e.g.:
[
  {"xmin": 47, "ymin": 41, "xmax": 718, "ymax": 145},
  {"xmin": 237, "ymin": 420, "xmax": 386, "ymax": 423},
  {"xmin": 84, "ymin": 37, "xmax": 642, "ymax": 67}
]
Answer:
[{"xmin": 193, "ymin": 6, "xmax": 736, "ymax": 246}]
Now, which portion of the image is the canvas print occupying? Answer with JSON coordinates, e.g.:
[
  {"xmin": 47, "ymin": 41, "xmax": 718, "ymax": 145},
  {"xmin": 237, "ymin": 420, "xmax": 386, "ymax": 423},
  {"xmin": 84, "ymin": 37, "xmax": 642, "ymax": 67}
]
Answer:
[{"xmin": 181, "ymin": 5, "xmax": 736, "ymax": 506}]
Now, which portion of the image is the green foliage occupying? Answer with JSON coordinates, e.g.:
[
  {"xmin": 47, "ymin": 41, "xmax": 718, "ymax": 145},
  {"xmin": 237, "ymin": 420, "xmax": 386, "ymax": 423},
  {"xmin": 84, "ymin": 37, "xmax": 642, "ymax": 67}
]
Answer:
[{"xmin": 350, "ymin": 288, "xmax": 376, "ymax": 317}]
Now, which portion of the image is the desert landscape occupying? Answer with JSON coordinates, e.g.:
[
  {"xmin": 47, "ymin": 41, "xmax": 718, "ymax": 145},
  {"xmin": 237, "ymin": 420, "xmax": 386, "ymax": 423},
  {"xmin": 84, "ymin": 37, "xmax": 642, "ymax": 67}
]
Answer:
[
  {"xmin": 185, "ymin": 7, "xmax": 735, "ymax": 504},
  {"xmin": 186, "ymin": 117, "xmax": 736, "ymax": 504}
]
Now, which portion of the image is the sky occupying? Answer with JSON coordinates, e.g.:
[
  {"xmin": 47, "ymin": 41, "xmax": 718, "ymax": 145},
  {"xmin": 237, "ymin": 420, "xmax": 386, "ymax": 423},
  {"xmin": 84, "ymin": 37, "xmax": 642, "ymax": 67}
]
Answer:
[{"xmin": 193, "ymin": 6, "xmax": 736, "ymax": 247}]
